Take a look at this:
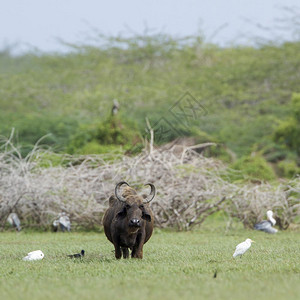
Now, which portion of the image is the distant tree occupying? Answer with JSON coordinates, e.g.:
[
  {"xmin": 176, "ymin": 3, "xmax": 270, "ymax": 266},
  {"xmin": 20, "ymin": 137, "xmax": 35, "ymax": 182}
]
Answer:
[{"xmin": 273, "ymin": 93, "xmax": 300, "ymax": 157}]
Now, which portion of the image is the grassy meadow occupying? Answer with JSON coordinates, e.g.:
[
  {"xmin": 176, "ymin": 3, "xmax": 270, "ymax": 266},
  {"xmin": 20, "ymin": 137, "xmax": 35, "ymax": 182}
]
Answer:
[{"xmin": 0, "ymin": 226, "xmax": 299, "ymax": 300}]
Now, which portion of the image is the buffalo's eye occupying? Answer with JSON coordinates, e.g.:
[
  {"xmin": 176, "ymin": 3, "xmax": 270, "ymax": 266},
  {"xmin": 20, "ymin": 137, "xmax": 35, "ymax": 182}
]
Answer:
[
  {"xmin": 125, "ymin": 204, "xmax": 131, "ymax": 209},
  {"xmin": 139, "ymin": 204, "xmax": 144, "ymax": 209}
]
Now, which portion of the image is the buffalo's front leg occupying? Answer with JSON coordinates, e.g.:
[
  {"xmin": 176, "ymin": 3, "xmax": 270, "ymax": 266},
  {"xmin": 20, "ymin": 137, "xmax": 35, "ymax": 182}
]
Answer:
[
  {"xmin": 132, "ymin": 247, "xmax": 143, "ymax": 259},
  {"xmin": 122, "ymin": 247, "xmax": 129, "ymax": 259},
  {"xmin": 114, "ymin": 244, "xmax": 122, "ymax": 259},
  {"xmin": 131, "ymin": 233, "xmax": 144, "ymax": 259}
]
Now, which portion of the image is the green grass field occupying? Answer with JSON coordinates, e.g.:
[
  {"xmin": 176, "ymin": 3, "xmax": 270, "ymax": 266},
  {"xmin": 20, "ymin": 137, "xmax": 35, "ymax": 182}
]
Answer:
[{"xmin": 0, "ymin": 228, "xmax": 299, "ymax": 300}]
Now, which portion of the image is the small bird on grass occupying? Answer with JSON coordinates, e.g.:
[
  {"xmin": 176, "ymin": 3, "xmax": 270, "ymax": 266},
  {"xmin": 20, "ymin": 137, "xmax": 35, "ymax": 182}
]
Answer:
[
  {"xmin": 233, "ymin": 238, "xmax": 255, "ymax": 258},
  {"xmin": 23, "ymin": 250, "xmax": 44, "ymax": 261},
  {"xmin": 67, "ymin": 250, "xmax": 85, "ymax": 259}
]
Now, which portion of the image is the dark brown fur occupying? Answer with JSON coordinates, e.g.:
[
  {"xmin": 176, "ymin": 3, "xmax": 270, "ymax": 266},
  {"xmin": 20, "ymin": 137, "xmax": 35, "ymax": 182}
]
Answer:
[{"xmin": 103, "ymin": 186, "xmax": 154, "ymax": 259}]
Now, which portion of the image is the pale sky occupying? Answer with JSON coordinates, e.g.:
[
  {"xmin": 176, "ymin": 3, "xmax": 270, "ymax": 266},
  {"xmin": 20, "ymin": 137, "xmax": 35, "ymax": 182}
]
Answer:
[{"xmin": 0, "ymin": 0, "xmax": 299, "ymax": 53}]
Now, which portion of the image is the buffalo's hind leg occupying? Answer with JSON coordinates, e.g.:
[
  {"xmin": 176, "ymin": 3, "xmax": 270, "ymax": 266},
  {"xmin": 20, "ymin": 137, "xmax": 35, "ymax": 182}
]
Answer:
[{"xmin": 122, "ymin": 247, "xmax": 129, "ymax": 259}]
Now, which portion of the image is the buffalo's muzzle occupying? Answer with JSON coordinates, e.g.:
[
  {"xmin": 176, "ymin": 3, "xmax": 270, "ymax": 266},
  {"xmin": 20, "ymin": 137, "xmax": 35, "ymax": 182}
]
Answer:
[{"xmin": 129, "ymin": 218, "xmax": 141, "ymax": 227}]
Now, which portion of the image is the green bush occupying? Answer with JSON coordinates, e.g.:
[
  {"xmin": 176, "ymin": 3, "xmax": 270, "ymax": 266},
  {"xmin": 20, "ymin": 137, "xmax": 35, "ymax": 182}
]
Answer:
[
  {"xmin": 67, "ymin": 115, "xmax": 142, "ymax": 155},
  {"xmin": 78, "ymin": 141, "xmax": 124, "ymax": 155},
  {"xmin": 230, "ymin": 154, "xmax": 276, "ymax": 181},
  {"xmin": 189, "ymin": 128, "xmax": 233, "ymax": 162},
  {"xmin": 292, "ymin": 93, "xmax": 300, "ymax": 120},
  {"xmin": 273, "ymin": 93, "xmax": 300, "ymax": 156},
  {"xmin": 33, "ymin": 152, "xmax": 66, "ymax": 168},
  {"xmin": 189, "ymin": 127, "xmax": 215, "ymax": 143},
  {"xmin": 277, "ymin": 160, "xmax": 300, "ymax": 178},
  {"xmin": 96, "ymin": 115, "xmax": 140, "ymax": 145},
  {"xmin": 254, "ymin": 139, "xmax": 291, "ymax": 163},
  {"xmin": 67, "ymin": 123, "xmax": 99, "ymax": 154},
  {"xmin": 273, "ymin": 118, "xmax": 300, "ymax": 154},
  {"xmin": 0, "ymin": 113, "xmax": 78, "ymax": 155}
]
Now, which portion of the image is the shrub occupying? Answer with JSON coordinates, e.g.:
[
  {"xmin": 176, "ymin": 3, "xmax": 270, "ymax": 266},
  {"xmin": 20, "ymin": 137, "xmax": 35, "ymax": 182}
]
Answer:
[
  {"xmin": 273, "ymin": 93, "xmax": 300, "ymax": 156},
  {"xmin": 273, "ymin": 119, "xmax": 300, "ymax": 154},
  {"xmin": 256, "ymin": 140, "xmax": 290, "ymax": 163},
  {"xmin": 277, "ymin": 160, "xmax": 300, "ymax": 178},
  {"xmin": 230, "ymin": 154, "xmax": 276, "ymax": 181},
  {"xmin": 78, "ymin": 142, "xmax": 124, "ymax": 155},
  {"xmin": 67, "ymin": 115, "xmax": 142, "ymax": 155},
  {"xmin": 34, "ymin": 152, "xmax": 65, "ymax": 168},
  {"xmin": 95, "ymin": 115, "xmax": 140, "ymax": 146},
  {"xmin": 3, "ymin": 113, "xmax": 78, "ymax": 155}
]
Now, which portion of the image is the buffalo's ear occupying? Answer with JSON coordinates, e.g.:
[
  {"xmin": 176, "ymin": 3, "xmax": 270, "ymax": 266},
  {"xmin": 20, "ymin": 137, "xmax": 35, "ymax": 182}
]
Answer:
[
  {"xmin": 142, "ymin": 212, "xmax": 152, "ymax": 222},
  {"xmin": 116, "ymin": 207, "xmax": 127, "ymax": 220},
  {"xmin": 140, "ymin": 204, "xmax": 152, "ymax": 222},
  {"xmin": 109, "ymin": 195, "xmax": 117, "ymax": 207}
]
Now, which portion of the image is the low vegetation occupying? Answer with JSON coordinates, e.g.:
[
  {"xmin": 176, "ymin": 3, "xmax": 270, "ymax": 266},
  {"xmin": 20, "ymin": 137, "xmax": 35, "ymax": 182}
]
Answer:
[{"xmin": 0, "ymin": 229, "xmax": 299, "ymax": 300}]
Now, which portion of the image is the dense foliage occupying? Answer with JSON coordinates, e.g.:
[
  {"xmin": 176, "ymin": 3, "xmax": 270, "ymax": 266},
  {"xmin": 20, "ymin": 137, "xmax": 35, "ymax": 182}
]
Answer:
[{"xmin": 1, "ymin": 34, "xmax": 300, "ymax": 177}]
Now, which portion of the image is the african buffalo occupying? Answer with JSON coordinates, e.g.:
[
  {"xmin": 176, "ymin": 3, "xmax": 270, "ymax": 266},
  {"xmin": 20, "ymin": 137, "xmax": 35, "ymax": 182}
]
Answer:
[{"xmin": 103, "ymin": 182, "xmax": 155, "ymax": 259}]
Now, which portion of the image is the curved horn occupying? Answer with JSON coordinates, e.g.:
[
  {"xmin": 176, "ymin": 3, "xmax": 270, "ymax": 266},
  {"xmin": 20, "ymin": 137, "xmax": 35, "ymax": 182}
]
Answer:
[
  {"xmin": 115, "ymin": 181, "xmax": 130, "ymax": 203},
  {"xmin": 143, "ymin": 183, "xmax": 156, "ymax": 203}
]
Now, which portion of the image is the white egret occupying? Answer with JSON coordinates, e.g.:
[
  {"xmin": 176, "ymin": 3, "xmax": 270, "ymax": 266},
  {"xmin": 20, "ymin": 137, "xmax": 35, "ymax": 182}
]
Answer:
[
  {"xmin": 233, "ymin": 238, "xmax": 255, "ymax": 258},
  {"xmin": 254, "ymin": 210, "xmax": 278, "ymax": 234},
  {"xmin": 23, "ymin": 250, "xmax": 44, "ymax": 261}
]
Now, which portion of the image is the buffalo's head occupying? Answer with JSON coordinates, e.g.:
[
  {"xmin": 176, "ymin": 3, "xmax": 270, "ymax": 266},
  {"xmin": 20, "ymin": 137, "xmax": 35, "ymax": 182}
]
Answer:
[{"xmin": 115, "ymin": 182, "xmax": 155, "ymax": 229}]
